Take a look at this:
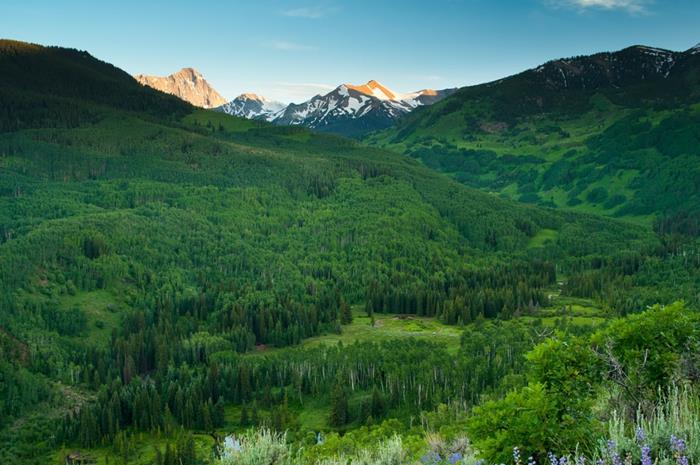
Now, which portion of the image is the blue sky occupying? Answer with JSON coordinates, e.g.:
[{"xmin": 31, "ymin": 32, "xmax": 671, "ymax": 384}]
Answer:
[{"xmin": 2, "ymin": 0, "xmax": 699, "ymax": 103}]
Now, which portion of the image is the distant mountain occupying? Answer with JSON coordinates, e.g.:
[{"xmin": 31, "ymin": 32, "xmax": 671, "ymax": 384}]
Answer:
[
  {"xmin": 217, "ymin": 93, "xmax": 286, "ymax": 121},
  {"xmin": 135, "ymin": 68, "xmax": 227, "ymax": 108},
  {"xmin": 366, "ymin": 44, "xmax": 700, "ymax": 218},
  {"xmin": 217, "ymin": 80, "xmax": 456, "ymax": 137}
]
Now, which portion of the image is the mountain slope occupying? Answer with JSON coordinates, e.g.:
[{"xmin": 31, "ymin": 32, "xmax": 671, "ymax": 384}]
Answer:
[
  {"xmin": 0, "ymin": 39, "xmax": 190, "ymax": 132},
  {"xmin": 218, "ymin": 80, "xmax": 456, "ymax": 137},
  {"xmin": 366, "ymin": 44, "xmax": 700, "ymax": 219},
  {"xmin": 135, "ymin": 67, "xmax": 227, "ymax": 108}
]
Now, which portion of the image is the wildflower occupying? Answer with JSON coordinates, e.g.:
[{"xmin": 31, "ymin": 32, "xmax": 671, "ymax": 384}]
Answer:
[
  {"xmin": 528, "ymin": 456, "xmax": 537, "ymax": 465},
  {"xmin": 635, "ymin": 427, "xmax": 646, "ymax": 444},
  {"xmin": 640, "ymin": 444, "xmax": 651, "ymax": 465},
  {"xmin": 670, "ymin": 435, "xmax": 686, "ymax": 454},
  {"xmin": 420, "ymin": 451, "xmax": 442, "ymax": 465},
  {"xmin": 559, "ymin": 457, "xmax": 569, "ymax": 465},
  {"xmin": 448, "ymin": 452, "xmax": 463, "ymax": 465},
  {"xmin": 575, "ymin": 456, "xmax": 585, "ymax": 465},
  {"xmin": 548, "ymin": 452, "xmax": 558, "ymax": 465},
  {"xmin": 513, "ymin": 447, "xmax": 522, "ymax": 465},
  {"xmin": 670, "ymin": 435, "xmax": 689, "ymax": 465},
  {"xmin": 606, "ymin": 440, "xmax": 622, "ymax": 465}
]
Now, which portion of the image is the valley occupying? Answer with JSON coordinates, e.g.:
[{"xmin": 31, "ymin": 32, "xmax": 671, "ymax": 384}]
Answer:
[{"xmin": 0, "ymin": 32, "xmax": 699, "ymax": 465}]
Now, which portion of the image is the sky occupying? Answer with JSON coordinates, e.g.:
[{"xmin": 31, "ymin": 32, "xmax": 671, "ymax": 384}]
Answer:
[{"xmin": 2, "ymin": 0, "xmax": 699, "ymax": 103}]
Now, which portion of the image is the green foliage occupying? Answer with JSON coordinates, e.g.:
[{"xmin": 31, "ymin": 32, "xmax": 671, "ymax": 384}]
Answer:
[
  {"xmin": 468, "ymin": 383, "xmax": 559, "ymax": 463},
  {"xmin": 366, "ymin": 49, "xmax": 700, "ymax": 219},
  {"xmin": 592, "ymin": 302, "xmax": 700, "ymax": 404},
  {"xmin": 469, "ymin": 337, "xmax": 601, "ymax": 462},
  {"xmin": 467, "ymin": 302, "xmax": 699, "ymax": 463}
]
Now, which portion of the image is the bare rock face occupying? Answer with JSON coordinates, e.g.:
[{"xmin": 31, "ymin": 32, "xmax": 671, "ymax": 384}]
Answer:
[{"xmin": 135, "ymin": 68, "xmax": 226, "ymax": 108}]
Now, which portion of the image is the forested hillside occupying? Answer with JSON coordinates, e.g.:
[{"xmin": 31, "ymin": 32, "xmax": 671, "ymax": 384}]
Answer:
[
  {"xmin": 366, "ymin": 45, "xmax": 700, "ymax": 221},
  {"xmin": 1, "ymin": 40, "xmax": 698, "ymax": 465}
]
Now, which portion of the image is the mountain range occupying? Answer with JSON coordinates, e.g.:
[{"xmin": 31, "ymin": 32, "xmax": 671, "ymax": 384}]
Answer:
[
  {"xmin": 133, "ymin": 67, "xmax": 455, "ymax": 137},
  {"xmin": 135, "ymin": 67, "xmax": 227, "ymax": 109},
  {"xmin": 217, "ymin": 80, "xmax": 457, "ymax": 137}
]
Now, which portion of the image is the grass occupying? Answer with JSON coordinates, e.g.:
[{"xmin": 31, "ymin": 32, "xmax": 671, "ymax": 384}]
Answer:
[
  {"xmin": 527, "ymin": 228, "xmax": 559, "ymax": 249},
  {"xmin": 53, "ymin": 433, "xmax": 216, "ymax": 465},
  {"xmin": 59, "ymin": 290, "xmax": 123, "ymax": 346},
  {"xmin": 247, "ymin": 308, "xmax": 464, "ymax": 358}
]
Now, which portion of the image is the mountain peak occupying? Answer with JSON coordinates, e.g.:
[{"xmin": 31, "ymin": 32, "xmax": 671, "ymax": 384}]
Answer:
[
  {"xmin": 238, "ymin": 93, "xmax": 266, "ymax": 101},
  {"xmin": 688, "ymin": 43, "xmax": 700, "ymax": 55},
  {"xmin": 217, "ymin": 93, "xmax": 285, "ymax": 121},
  {"xmin": 345, "ymin": 80, "xmax": 399, "ymax": 101},
  {"xmin": 175, "ymin": 67, "xmax": 203, "ymax": 78},
  {"xmin": 135, "ymin": 68, "xmax": 226, "ymax": 108}
]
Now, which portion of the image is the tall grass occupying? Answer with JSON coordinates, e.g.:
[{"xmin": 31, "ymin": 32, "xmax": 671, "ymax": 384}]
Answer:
[
  {"xmin": 600, "ymin": 385, "xmax": 698, "ymax": 465},
  {"xmin": 218, "ymin": 387, "xmax": 699, "ymax": 465}
]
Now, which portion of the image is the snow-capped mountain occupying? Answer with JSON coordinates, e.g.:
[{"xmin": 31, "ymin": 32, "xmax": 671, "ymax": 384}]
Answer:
[
  {"xmin": 217, "ymin": 80, "xmax": 456, "ymax": 137},
  {"xmin": 135, "ymin": 68, "xmax": 227, "ymax": 109},
  {"xmin": 217, "ymin": 93, "xmax": 286, "ymax": 121},
  {"xmin": 273, "ymin": 80, "xmax": 456, "ymax": 136},
  {"xmin": 688, "ymin": 43, "xmax": 700, "ymax": 55}
]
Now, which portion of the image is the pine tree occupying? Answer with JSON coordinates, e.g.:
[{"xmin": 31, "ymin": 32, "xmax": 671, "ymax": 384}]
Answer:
[
  {"xmin": 329, "ymin": 377, "xmax": 349, "ymax": 427},
  {"xmin": 371, "ymin": 387, "xmax": 386, "ymax": 418},
  {"xmin": 340, "ymin": 301, "xmax": 353, "ymax": 325}
]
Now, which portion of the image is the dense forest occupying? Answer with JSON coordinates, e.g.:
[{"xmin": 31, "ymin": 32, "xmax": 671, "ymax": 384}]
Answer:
[{"xmin": 0, "ymin": 40, "xmax": 698, "ymax": 465}]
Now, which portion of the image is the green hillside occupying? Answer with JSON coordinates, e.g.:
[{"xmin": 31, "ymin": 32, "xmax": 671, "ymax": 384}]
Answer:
[
  {"xmin": 1, "ymin": 40, "xmax": 699, "ymax": 465},
  {"xmin": 366, "ymin": 45, "xmax": 700, "ymax": 222}
]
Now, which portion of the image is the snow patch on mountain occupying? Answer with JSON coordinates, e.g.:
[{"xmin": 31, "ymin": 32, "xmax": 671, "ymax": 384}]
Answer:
[
  {"xmin": 217, "ymin": 80, "xmax": 456, "ymax": 136},
  {"xmin": 217, "ymin": 94, "xmax": 286, "ymax": 121}
]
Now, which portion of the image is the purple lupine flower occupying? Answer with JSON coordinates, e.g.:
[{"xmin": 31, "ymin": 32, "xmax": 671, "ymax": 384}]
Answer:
[
  {"xmin": 559, "ymin": 456, "xmax": 569, "ymax": 465},
  {"xmin": 606, "ymin": 440, "xmax": 622, "ymax": 465},
  {"xmin": 513, "ymin": 447, "xmax": 522, "ymax": 465},
  {"xmin": 670, "ymin": 435, "xmax": 687, "ymax": 454},
  {"xmin": 635, "ymin": 427, "xmax": 646, "ymax": 444},
  {"xmin": 575, "ymin": 456, "xmax": 585, "ymax": 465},
  {"xmin": 595, "ymin": 459, "xmax": 604, "ymax": 465},
  {"xmin": 420, "ymin": 452, "xmax": 442, "ymax": 465},
  {"xmin": 548, "ymin": 452, "xmax": 558, "ymax": 465},
  {"xmin": 670, "ymin": 435, "xmax": 689, "ymax": 465},
  {"xmin": 528, "ymin": 456, "xmax": 537, "ymax": 465},
  {"xmin": 640, "ymin": 444, "xmax": 652, "ymax": 465},
  {"xmin": 448, "ymin": 452, "xmax": 463, "ymax": 465}
]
